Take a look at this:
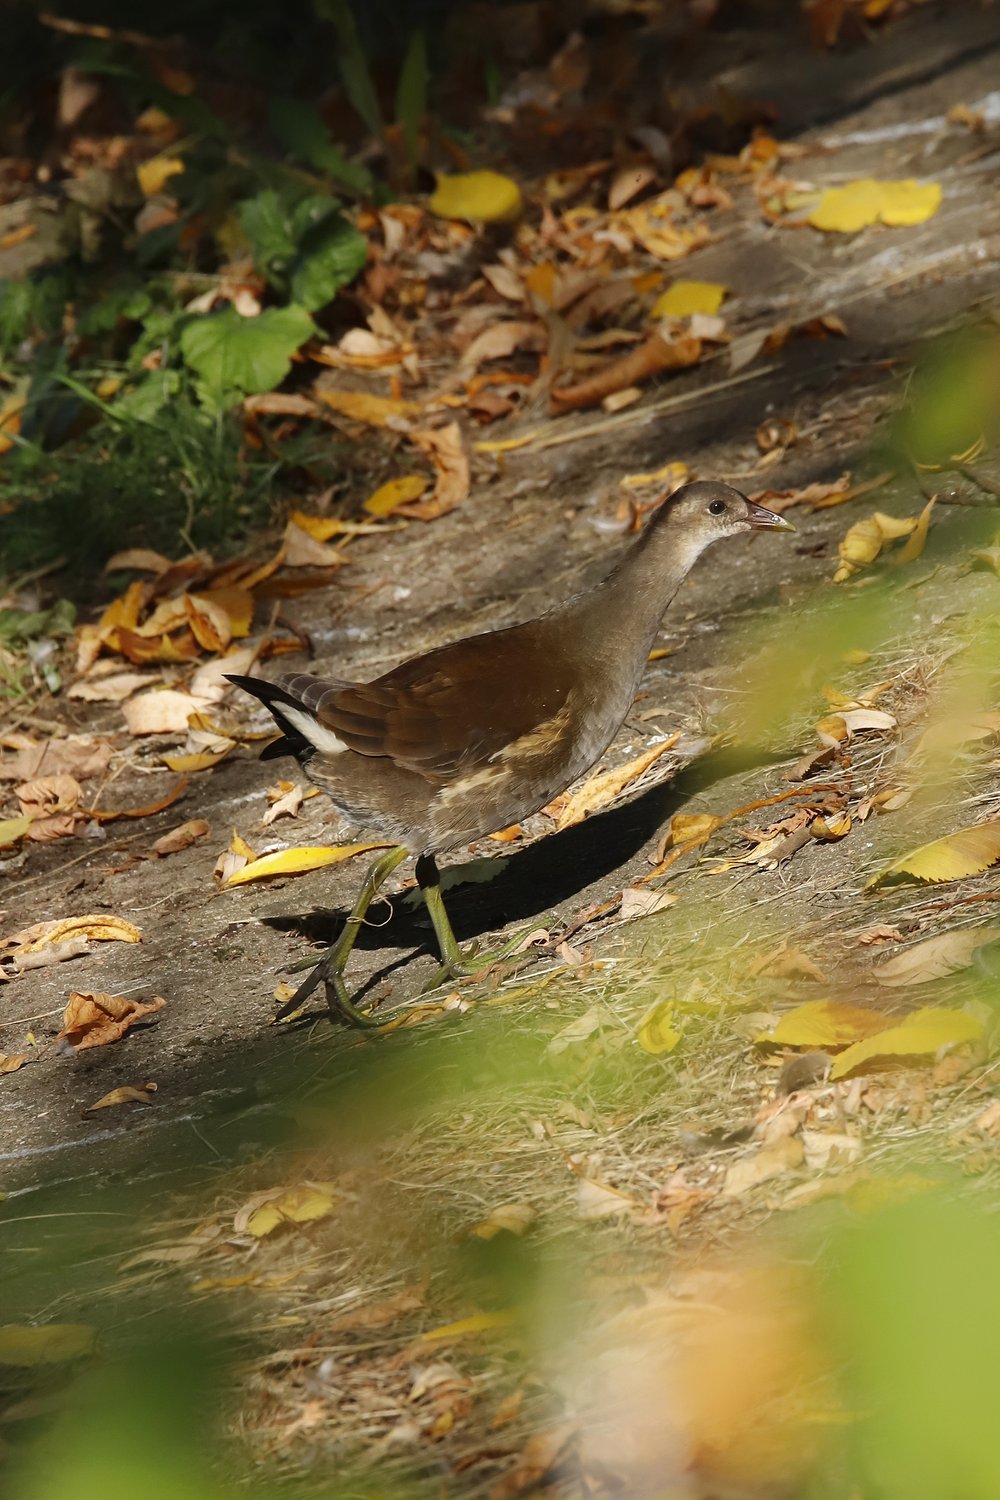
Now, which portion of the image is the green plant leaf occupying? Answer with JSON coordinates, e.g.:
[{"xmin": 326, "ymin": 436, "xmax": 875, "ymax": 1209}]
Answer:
[
  {"xmin": 396, "ymin": 30, "xmax": 428, "ymax": 167},
  {"xmin": 268, "ymin": 97, "xmax": 373, "ymax": 195},
  {"xmin": 238, "ymin": 190, "xmax": 297, "ymax": 284},
  {"xmin": 289, "ymin": 211, "xmax": 367, "ymax": 310},
  {"xmin": 315, "ymin": 0, "xmax": 383, "ymax": 138},
  {"xmin": 180, "ymin": 305, "xmax": 315, "ymax": 409}
]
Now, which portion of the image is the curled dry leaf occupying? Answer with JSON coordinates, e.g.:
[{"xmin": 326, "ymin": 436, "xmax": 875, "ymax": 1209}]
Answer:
[
  {"xmin": 2, "ymin": 914, "xmax": 141, "ymax": 961},
  {"xmin": 123, "ymin": 688, "xmax": 214, "ymax": 736},
  {"xmin": 468, "ymin": 1202, "xmax": 536, "ymax": 1240},
  {"xmin": 874, "ymin": 927, "xmax": 1000, "ymax": 987},
  {"xmin": 833, "ymin": 499, "xmax": 935, "ymax": 583},
  {"xmin": 721, "ymin": 1135, "xmax": 804, "ymax": 1198},
  {"xmin": 460, "ymin": 320, "xmax": 546, "ymax": 369},
  {"xmin": 404, "ymin": 423, "xmax": 470, "ymax": 520},
  {"xmin": 59, "ymin": 991, "xmax": 167, "ymax": 1050},
  {"xmin": 829, "ymin": 1007, "xmax": 982, "ymax": 1081},
  {"xmin": 576, "ymin": 1176, "xmax": 635, "ymax": 1219},
  {"xmin": 815, "ymin": 708, "xmax": 896, "ymax": 746},
  {"xmin": 636, "ymin": 998, "xmax": 682, "ymax": 1055},
  {"xmin": 84, "ymin": 1082, "xmax": 158, "ymax": 1113},
  {"xmin": 0, "ymin": 736, "xmax": 112, "ymax": 783},
  {"xmin": 161, "ymin": 743, "xmax": 235, "ymax": 773},
  {"xmin": 152, "ymin": 818, "xmax": 210, "ymax": 857},
  {"xmin": 261, "ymin": 783, "xmax": 303, "ymax": 825},
  {"xmin": 224, "ymin": 841, "xmax": 392, "ymax": 885},
  {"xmin": 620, "ymin": 886, "xmax": 679, "ymax": 921},
  {"xmin": 550, "ymin": 332, "xmax": 701, "ymax": 413},
  {"xmin": 67, "ymin": 671, "xmax": 159, "ymax": 702},
  {"xmin": 555, "ymin": 735, "xmax": 679, "ymax": 830},
  {"xmin": 213, "ymin": 828, "xmax": 258, "ymax": 885},
  {"xmin": 910, "ymin": 712, "xmax": 1000, "ymax": 761},
  {"xmin": 867, "ymin": 819, "xmax": 1000, "ymax": 888},
  {"xmin": 315, "ymin": 388, "xmax": 420, "ymax": 427}
]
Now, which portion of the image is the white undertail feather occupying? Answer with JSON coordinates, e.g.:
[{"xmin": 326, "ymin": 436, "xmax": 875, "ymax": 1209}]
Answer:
[{"xmin": 280, "ymin": 704, "xmax": 349, "ymax": 755}]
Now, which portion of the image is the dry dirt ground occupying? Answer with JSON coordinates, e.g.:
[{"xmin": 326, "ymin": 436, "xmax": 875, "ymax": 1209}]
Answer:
[{"xmin": 4, "ymin": 9, "xmax": 1000, "ymax": 1496}]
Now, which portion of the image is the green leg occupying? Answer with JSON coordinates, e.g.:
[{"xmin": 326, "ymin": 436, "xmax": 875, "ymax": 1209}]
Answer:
[
  {"xmin": 277, "ymin": 845, "xmax": 409, "ymax": 1028},
  {"xmin": 416, "ymin": 853, "xmax": 536, "ymax": 993}
]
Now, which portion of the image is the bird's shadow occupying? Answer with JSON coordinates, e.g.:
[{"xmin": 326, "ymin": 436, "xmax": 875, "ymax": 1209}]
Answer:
[{"xmin": 262, "ymin": 743, "xmax": 776, "ymax": 962}]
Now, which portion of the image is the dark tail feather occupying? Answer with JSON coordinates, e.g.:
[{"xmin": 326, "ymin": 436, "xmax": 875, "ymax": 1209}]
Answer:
[{"xmin": 225, "ymin": 673, "xmax": 309, "ymax": 762}]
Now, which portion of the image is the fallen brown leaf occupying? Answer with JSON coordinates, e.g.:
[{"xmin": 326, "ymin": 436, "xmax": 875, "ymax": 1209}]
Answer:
[
  {"xmin": 555, "ymin": 735, "xmax": 680, "ymax": 830},
  {"xmin": 152, "ymin": 818, "xmax": 210, "ymax": 856},
  {"xmin": 550, "ymin": 332, "xmax": 701, "ymax": 413},
  {"xmin": 84, "ymin": 1082, "xmax": 158, "ymax": 1113},
  {"xmin": 403, "ymin": 423, "xmax": 470, "ymax": 519},
  {"xmin": 59, "ymin": 992, "xmax": 166, "ymax": 1050}
]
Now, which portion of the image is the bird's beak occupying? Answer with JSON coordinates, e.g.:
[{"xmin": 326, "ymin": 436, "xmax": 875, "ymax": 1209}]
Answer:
[{"xmin": 747, "ymin": 501, "xmax": 795, "ymax": 533}]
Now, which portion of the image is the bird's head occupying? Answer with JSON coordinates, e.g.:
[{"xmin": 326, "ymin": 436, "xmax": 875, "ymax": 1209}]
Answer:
[{"xmin": 660, "ymin": 480, "xmax": 795, "ymax": 541}]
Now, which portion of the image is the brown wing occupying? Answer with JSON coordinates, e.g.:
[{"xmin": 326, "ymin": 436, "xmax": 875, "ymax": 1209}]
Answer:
[{"xmin": 294, "ymin": 622, "xmax": 574, "ymax": 783}]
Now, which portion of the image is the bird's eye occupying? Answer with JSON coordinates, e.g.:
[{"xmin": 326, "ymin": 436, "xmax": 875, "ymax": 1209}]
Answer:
[{"xmin": 708, "ymin": 499, "xmax": 726, "ymax": 515}]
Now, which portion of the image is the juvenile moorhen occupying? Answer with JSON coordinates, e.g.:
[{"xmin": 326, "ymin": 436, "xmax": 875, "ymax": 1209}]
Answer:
[{"xmin": 229, "ymin": 481, "xmax": 792, "ymax": 1027}]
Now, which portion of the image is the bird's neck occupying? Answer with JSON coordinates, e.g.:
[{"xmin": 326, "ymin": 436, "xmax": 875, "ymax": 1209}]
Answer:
[{"xmin": 596, "ymin": 521, "xmax": 708, "ymax": 642}]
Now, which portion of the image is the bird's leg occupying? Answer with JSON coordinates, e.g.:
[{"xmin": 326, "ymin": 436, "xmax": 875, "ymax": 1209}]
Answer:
[
  {"xmin": 416, "ymin": 853, "xmax": 533, "ymax": 992},
  {"xmin": 278, "ymin": 845, "xmax": 409, "ymax": 1028}
]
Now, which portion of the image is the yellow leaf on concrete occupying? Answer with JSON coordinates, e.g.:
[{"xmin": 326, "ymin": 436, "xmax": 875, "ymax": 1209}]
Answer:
[
  {"xmin": 829, "ymin": 1006, "xmax": 982, "ymax": 1080},
  {"xmin": 808, "ymin": 177, "xmax": 941, "ymax": 233},
  {"xmin": 896, "ymin": 496, "xmax": 936, "ymax": 564},
  {"xmin": 637, "ymin": 999, "xmax": 682, "ymax": 1055},
  {"xmin": 621, "ymin": 460, "xmax": 689, "ymax": 490},
  {"xmin": 651, "ymin": 280, "xmax": 728, "ymax": 319},
  {"xmin": 161, "ymin": 744, "xmax": 235, "ymax": 773},
  {"xmin": 224, "ymin": 842, "xmax": 393, "ymax": 885},
  {"xmin": 364, "ymin": 474, "xmax": 429, "ymax": 517},
  {"xmin": 0, "ymin": 1324, "xmax": 95, "ymax": 1366},
  {"xmin": 136, "ymin": 156, "xmax": 184, "ymax": 197},
  {"xmin": 867, "ymin": 819, "xmax": 1000, "ymax": 888},
  {"xmin": 756, "ymin": 1000, "xmax": 890, "ymax": 1049},
  {"xmin": 429, "ymin": 170, "xmax": 522, "ymax": 223},
  {"xmin": 4, "ymin": 914, "xmax": 141, "ymax": 955},
  {"xmin": 556, "ymin": 735, "xmax": 679, "ymax": 830}
]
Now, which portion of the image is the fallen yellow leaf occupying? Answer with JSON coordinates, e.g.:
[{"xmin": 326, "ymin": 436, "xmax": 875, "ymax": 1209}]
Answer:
[
  {"xmin": 136, "ymin": 155, "xmax": 184, "ymax": 197},
  {"xmin": 621, "ymin": 460, "xmax": 689, "ymax": 490},
  {"xmin": 420, "ymin": 1310, "xmax": 516, "ymax": 1342},
  {"xmin": 429, "ymin": 170, "xmax": 522, "ymax": 223},
  {"xmin": 808, "ymin": 177, "xmax": 941, "ymax": 233},
  {"xmin": 364, "ymin": 475, "xmax": 429, "ymax": 517},
  {"xmin": 3, "ymin": 914, "xmax": 141, "ymax": 955},
  {"xmin": 160, "ymin": 744, "xmax": 235, "ymax": 773},
  {"xmin": 224, "ymin": 842, "xmax": 393, "ymax": 885},
  {"xmin": 651, "ymin": 280, "xmax": 728, "ymax": 319},
  {"xmin": 555, "ymin": 735, "xmax": 679, "ymax": 830},
  {"xmin": 829, "ymin": 1007, "xmax": 982, "ymax": 1080},
  {"xmin": 468, "ymin": 1203, "xmax": 536, "ymax": 1240},
  {"xmin": 237, "ymin": 1183, "xmax": 337, "ymax": 1238},
  {"xmin": 637, "ymin": 999, "xmax": 682, "ymax": 1055},
  {"xmin": 867, "ymin": 819, "xmax": 1000, "ymax": 888},
  {"xmin": 756, "ymin": 1000, "xmax": 889, "ymax": 1050}
]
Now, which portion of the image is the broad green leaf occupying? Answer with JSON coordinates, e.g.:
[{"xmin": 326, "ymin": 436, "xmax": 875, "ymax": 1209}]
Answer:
[
  {"xmin": 396, "ymin": 29, "xmax": 428, "ymax": 167},
  {"xmin": 867, "ymin": 819, "xmax": 1000, "ymax": 888},
  {"xmin": 289, "ymin": 211, "xmax": 367, "ymax": 310},
  {"xmin": 180, "ymin": 305, "xmax": 315, "ymax": 408},
  {"xmin": 224, "ymin": 841, "xmax": 392, "ymax": 885},
  {"xmin": 756, "ymin": 1000, "xmax": 889, "ymax": 1049},
  {"xmin": 830, "ymin": 1006, "xmax": 982, "ymax": 1080}
]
